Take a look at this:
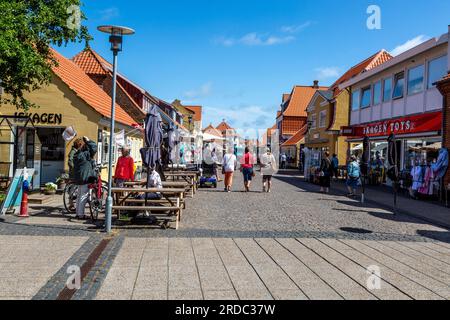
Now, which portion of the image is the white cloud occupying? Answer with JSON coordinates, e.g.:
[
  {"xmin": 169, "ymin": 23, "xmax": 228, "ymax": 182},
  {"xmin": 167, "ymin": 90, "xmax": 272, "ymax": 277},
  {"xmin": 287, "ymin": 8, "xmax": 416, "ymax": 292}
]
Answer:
[
  {"xmin": 215, "ymin": 32, "xmax": 295, "ymax": 47},
  {"xmin": 315, "ymin": 67, "xmax": 340, "ymax": 80},
  {"xmin": 184, "ymin": 82, "xmax": 212, "ymax": 100},
  {"xmin": 391, "ymin": 35, "xmax": 430, "ymax": 56},
  {"xmin": 281, "ymin": 21, "xmax": 313, "ymax": 34},
  {"xmin": 99, "ymin": 7, "xmax": 119, "ymax": 20},
  {"xmin": 203, "ymin": 105, "xmax": 275, "ymax": 138}
]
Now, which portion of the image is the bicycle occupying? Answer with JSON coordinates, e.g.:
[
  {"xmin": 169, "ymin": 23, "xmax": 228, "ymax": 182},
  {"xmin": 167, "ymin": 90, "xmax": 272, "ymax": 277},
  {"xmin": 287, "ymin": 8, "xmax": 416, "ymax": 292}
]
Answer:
[{"xmin": 62, "ymin": 165, "xmax": 108, "ymax": 222}]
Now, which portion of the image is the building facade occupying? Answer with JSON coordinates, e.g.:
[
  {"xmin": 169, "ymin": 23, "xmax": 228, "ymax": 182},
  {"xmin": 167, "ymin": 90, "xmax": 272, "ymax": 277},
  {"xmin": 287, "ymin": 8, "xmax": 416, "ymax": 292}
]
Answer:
[
  {"xmin": 340, "ymin": 29, "xmax": 449, "ymax": 190},
  {"xmin": 0, "ymin": 49, "xmax": 139, "ymax": 187}
]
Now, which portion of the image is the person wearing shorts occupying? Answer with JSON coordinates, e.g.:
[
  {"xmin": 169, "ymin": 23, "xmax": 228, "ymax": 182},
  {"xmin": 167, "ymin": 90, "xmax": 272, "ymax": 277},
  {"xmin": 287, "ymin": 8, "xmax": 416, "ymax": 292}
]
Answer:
[
  {"xmin": 260, "ymin": 148, "xmax": 277, "ymax": 193},
  {"xmin": 240, "ymin": 147, "xmax": 255, "ymax": 192}
]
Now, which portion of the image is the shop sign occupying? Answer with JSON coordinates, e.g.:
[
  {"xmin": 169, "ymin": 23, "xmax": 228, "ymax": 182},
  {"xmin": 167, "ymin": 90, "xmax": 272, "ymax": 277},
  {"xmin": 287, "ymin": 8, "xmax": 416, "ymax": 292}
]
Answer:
[
  {"xmin": 14, "ymin": 112, "xmax": 62, "ymax": 125},
  {"xmin": 341, "ymin": 111, "xmax": 442, "ymax": 137}
]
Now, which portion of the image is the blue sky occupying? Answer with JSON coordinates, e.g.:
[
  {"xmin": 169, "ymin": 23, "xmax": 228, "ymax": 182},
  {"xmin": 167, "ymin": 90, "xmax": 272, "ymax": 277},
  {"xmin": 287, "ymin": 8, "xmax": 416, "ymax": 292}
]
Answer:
[{"xmin": 57, "ymin": 0, "xmax": 450, "ymax": 134}]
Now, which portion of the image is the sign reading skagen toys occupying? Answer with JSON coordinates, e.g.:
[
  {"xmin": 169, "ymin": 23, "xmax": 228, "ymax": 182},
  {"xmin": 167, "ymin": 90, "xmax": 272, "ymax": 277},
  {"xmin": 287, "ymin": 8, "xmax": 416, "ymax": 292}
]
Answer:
[
  {"xmin": 14, "ymin": 112, "xmax": 62, "ymax": 125},
  {"xmin": 341, "ymin": 111, "xmax": 442, "ymax": 137}
]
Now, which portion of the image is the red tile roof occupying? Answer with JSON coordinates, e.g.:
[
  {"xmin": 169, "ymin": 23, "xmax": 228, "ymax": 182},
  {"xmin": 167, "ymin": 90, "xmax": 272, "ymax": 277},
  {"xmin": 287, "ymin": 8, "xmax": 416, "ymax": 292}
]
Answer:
[
  {"xmin": 51, "ymin": 49, "xmax": 135, "ymax": 126},
  {"xmin": 437, "ymin": 72, "xmax": 450, "ymax": 84},
  {"xmin": 72, "ymin": 48, "xmax": 110, "ymax": 75},
  {"xmin": 203, "ymin": 124, "xmax": 223, "ymax": 137},
  {"xmin": 281, "ymin": 125, "xmax": 307, "ymax": 146},
  {"xmin": 184, "ymin": 106, "xmax": 202, "ymax": 122},
  {"xmin": 216, "ymin": 121, "xmax": 234, "ymax": 132},
  {"xmin": 331, "ymin": 50, "xmax": 393, "ymax": 96},
  {"xmin": 282, "ymin": 85, "xmax": 328, "ymax": 117},
  {"xmin": 282, "ymin": 93, "xmax": 291, "ymax": 103}
]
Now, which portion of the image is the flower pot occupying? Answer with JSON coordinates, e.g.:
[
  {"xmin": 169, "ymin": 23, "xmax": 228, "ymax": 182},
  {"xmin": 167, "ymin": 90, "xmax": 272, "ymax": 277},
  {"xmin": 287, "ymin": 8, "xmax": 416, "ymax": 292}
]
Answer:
[{"xmin": 44, "ymin": 189, "xmax": 57, "ymax": 195}]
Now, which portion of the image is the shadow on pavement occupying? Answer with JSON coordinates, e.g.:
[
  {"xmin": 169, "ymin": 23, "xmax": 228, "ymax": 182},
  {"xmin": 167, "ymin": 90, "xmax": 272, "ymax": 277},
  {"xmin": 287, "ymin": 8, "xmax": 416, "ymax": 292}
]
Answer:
[
  {"xmin": 336, "ymin": 199, "xmax": 431, "ymax": 225},
  {"xmin": 416, "ymin": 230, "xmax": 450, "ymax": 243}
]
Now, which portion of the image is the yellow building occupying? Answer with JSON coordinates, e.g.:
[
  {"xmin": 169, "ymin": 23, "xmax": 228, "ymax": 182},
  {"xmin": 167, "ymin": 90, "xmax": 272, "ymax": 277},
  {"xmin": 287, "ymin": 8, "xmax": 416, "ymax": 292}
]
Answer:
[
  {"xmin": 305, "ymin": 50, "xmax": 393, "ymax": 173},
  {"xmin": 305, "ymin": 90, "xmax": 348, "ymax": 167},
  {"xmin": 0, "ymin": 49, "xmax": 142, "ymax": 187}
]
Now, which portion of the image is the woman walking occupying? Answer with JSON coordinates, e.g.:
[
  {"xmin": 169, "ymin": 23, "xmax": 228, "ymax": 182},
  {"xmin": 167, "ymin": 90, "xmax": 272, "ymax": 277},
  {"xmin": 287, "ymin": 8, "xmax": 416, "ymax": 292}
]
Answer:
[
  {"xmin": 319, "ymin": 151, "xmax": 332, "ymax": 193},
  {"xmin": 346, "ymin": 155, "xmax": 361, "ymax": 197},
  {"xmin": 114, "ymin": 147, "xmax": 135, "ymax": 188},
  {"xmin": 222, "ymin": 147, "xmax": 237, "ymax": 192},
  {"xmin": 73, "ymin": 137, "xmax": 97, "ymax": 220},
  {"xmin": 240, "ymin": 147, "xmax": 255, "ymax": 192},
  {"xmin": 260, "ymin": 148, "xmax": 277, "ymax": 193}
]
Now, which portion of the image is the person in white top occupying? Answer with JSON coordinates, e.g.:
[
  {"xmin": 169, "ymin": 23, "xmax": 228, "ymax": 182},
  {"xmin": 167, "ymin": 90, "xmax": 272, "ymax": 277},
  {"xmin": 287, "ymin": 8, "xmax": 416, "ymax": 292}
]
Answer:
[
  {"xmin": 281, "ymin": 153, "xmax": 287, "ymax": 169},
  {"xmin": 222, "ymin": 148, "xmax": 237, "ymax": 192},
  {"xmin": 260, "ymin": 148, "xmax": 277, "ymax": 193}
]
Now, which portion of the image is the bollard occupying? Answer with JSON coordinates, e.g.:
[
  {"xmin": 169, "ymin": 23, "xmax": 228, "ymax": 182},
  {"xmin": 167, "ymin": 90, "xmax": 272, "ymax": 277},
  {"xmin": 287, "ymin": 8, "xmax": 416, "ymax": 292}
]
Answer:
[{"xmin": 19, "ymin": 179, "xmax": 30, "ymax": 218}]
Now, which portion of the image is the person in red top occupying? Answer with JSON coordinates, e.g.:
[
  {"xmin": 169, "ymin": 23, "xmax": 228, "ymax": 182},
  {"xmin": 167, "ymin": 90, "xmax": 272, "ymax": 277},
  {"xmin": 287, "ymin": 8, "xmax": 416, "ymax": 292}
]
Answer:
[
  {"xmin": 114, "ymin": 147, "xmax": 135, "ymax": 187},
  {"xmin": 240, "ymin": 147, "xmax": 255, "ymax": 192}
]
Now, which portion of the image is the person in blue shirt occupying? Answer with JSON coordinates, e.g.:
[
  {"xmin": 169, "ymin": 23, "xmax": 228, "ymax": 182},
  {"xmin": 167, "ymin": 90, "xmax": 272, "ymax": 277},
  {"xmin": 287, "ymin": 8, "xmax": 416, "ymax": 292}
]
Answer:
[{"xmin": 346, "ymin": 155, "xmax": 361, "ymax": 197}]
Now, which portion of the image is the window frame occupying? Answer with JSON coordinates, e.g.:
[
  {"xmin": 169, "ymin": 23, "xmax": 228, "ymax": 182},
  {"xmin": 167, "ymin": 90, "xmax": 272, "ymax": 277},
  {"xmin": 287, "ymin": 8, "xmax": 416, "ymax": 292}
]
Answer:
[
  {"xmin": 310, "ymin": 114, "xmax": 317, "ymax": 129},
  {"xmin": 383, "ymin": 77, "xmax": 392, "ymax": 103},
  {"xmin": 360, "ymin": 86, "xmax": 372, "ymax": 109},
  {"xmin": 427, "ymin": 55, "xmax": 448, "ymax": 89},
  {"xmin": 373, "ymin": 81, "xmax": 382, "ymax": 105},
  {"xmin": 351, "ymin": 90, "xmax": 361, "ymax": 111},
  {"xmin": 319, "ymin": 110, "xmax": 327, "ymax": 128},
  {"xmin": 407, "ymin": 64, "xmax": 425, "ymax": 95},
  {"xmin": 392, "ymin": 72, "xmax": 405, "ymax": 100}
]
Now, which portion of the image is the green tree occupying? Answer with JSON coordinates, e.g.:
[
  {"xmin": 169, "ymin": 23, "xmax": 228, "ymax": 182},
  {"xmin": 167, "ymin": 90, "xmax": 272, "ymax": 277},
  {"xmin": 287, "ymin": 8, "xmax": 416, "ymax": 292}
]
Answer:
[{"xmin": 0, "ymin": 0, "xmax": 91, "ymax": 110}]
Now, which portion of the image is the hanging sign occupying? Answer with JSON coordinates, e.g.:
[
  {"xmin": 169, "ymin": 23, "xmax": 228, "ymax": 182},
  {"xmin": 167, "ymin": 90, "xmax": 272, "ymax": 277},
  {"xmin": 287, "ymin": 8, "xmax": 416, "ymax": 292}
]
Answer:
[{"xmin": 115, "ymin": 130, "xmax": 125, "ymax": 147}]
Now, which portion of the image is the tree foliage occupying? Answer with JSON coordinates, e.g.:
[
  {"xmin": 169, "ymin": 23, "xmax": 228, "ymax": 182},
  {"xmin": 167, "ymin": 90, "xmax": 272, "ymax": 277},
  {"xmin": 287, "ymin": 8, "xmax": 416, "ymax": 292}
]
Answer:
[{"xmin": 0, "ymin": 0, "xmax": 91, "ymax": 110}]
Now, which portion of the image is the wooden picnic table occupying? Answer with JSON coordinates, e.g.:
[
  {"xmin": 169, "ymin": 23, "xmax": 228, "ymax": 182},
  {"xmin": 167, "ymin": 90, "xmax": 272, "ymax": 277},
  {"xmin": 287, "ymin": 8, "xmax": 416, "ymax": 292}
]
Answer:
[
  {"xmin": 124, "ymin": 180, "xmax": 193, "ymax": 197},
  {"xmin": 163, "ymin": 172, "xmax": 199, "ymax": 194},
  {"xmin": 111, "ymin": 187, "xmax": 185, "ymax": 229}
]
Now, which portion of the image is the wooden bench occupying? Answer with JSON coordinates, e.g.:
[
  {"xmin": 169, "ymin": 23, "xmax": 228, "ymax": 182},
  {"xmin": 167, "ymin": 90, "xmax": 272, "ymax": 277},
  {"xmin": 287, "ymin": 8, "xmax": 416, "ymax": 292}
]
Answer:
[{"xmin": 111, "ymin": 187, "xmax": 185, "ymax": 230}]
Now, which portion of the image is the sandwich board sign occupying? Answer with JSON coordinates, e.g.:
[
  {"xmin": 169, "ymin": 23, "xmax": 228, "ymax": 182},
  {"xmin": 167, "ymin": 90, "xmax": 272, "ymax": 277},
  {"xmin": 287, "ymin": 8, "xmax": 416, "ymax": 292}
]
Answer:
[{"xmin": 0, "ymin": 168, "xmax": 34, "ymax": 216}]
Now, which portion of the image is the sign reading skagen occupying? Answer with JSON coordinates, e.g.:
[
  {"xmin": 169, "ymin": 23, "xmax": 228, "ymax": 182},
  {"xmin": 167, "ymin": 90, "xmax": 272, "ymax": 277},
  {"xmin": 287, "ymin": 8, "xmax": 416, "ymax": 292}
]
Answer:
[{"xmin": 14, "ymin": 112, "xmax": 62, "ymax": 125}]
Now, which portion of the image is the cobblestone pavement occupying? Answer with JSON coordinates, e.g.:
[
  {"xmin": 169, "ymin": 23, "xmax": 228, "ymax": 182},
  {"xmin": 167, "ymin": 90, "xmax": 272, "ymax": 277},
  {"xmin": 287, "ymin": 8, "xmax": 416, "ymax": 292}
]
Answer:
[{"xmin": 0, "ymin": 170, "xmax": 449, "ymax": 300}]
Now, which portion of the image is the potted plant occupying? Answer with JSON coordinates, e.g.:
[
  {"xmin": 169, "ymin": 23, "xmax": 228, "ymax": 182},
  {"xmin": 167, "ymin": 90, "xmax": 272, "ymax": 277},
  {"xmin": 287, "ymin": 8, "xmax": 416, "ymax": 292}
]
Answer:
[
  {"xmin": 44, "ymin": 182, "xmax": 58, "ymax": 195},
  {"xmin": 56, "ymin": 173, "xmax": 69, "ymax": 190}
]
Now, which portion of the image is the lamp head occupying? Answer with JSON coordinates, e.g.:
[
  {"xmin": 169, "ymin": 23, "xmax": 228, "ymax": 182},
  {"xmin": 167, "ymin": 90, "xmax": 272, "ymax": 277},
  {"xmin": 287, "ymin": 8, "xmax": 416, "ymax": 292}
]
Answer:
[{"xmin": 97, "ymin": 25, "xmax": 135, "ymax": 53}]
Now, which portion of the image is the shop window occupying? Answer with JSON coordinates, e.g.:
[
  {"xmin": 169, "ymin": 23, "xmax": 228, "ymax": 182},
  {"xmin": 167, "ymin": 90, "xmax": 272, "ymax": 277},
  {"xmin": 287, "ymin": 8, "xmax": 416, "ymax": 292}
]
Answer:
[
  {"xmin": 351, "ymin": 90, "xmax": 360, "ymax": 110},
  {"xmin": 428, "ymin": 55, "xmax": 447, "ymax": 88},
  {"xmin": 404, "ymin": 139, "xmax": 441, "ymax": 171},
  {"xmin": 319, "ymin": 110, "xmax": 327, "ymax": 128},
  {"xmin": 392, "ymin": 72, "xmax": 405, "ymax": 99},
  {"xmin": 383, "ymin": 78, "xmax": 392, "ymax": 102},
  {"xmin": 361, "ymin": 86, "xmax": 372, "ymax": 108},
  {"xmin": 407, "ymin": 64, "xmax": 424, "ymax": 95},
  {"xmin": 373, "ymin": 81, "xmax": 382, "ymax": 105}
]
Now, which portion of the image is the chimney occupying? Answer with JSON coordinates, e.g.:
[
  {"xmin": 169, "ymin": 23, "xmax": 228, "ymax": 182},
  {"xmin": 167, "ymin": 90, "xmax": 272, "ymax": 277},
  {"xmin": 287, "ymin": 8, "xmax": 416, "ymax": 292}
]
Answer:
[{"xmin": 313, "ymin": 80, "xmax": 319, "ymax": 88}]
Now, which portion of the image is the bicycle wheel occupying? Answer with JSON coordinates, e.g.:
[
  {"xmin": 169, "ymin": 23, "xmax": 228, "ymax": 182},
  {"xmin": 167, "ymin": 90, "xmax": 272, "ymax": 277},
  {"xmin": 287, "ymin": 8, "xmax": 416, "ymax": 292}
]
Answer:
[
  {"xmin": 89, "ymin": 186, "xmax": 108, "ymax": 222},
  {"xmin": 63, "ymin": 183, "xmax": 78, "ymax": 214}
]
